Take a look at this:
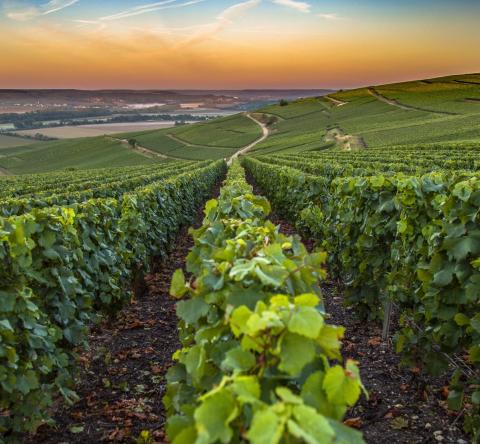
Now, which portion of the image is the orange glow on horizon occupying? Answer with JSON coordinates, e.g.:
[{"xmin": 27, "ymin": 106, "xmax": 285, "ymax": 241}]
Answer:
[{"xmin": 1, "ymin": 14, "xmax": 479, "ymax": 89}]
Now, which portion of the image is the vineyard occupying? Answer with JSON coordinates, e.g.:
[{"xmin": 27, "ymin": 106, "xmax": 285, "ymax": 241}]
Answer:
[
  {"xmin": 242, "ymin": 142, "xmax": 480, "ymax": 441},
  {"xmin": 1, "ymin": 74, "xmax": 480, "ymax": 444}
]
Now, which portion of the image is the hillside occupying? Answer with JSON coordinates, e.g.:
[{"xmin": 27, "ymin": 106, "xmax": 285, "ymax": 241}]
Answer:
[
  {"xmin": 2, "ymin": 74, "xmax": 479, "ymax": 175},
  {"xmin": 113, "ymin": 113, "xmax": 263, "ymax": 161},
  {"xmin": 249, "ymin": 73, "xmax": 480, "ymax": 154},
  {"xmin": 0, "ymin": 113, "xmax": 263, "ymax": 174},
  {"xmin": 0, "ymin": 136, "xmax": 164, "ymax": 175}
]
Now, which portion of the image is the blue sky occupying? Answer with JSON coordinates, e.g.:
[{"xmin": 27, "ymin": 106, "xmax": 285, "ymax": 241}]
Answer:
[{"xmin": 0, "ymin": 0, "xmax": 479, "ymax": 88}]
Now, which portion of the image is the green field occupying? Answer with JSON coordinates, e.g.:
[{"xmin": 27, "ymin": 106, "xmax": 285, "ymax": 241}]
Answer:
[
  {"xmin": 118, "ymin": 113, "xmax": 262, "ymax": 160},
  {"xmin": 0, "ymin": 113, "xmax": 262, "ymax": 174},
  {"xmin": 0, "ymin": 136, "xmax": 163, "ymax": 174},
  {"xmin": 0, "ymin": 134, "xmax": 39, "ymax": 149}
]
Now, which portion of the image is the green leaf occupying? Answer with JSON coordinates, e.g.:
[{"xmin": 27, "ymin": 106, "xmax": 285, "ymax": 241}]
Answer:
[
  {"xmin": 432, "ymin": 269, "xmax": 453, "ymax": 287},
  {"xmin": 69, "ymin": 425, "xmax": 85, "ymax": 434},
  {"xmin": 204, "ymin": 199, "xmax": 218, "ymax": 216},
  {"xmin": 471, "ymin": 313, "xmax": 480, "ymax": 333},
  {"xmin": 301, "ymin": 371, "xmax": 346, "ymax": 420},
  {"xmin": 221, "ymin": 347, "xmax": 256, "ymax": 373},
  {"xmin": 454, "ymin": 313, "xmax": 470, "ymax": 326},
  {"xmin": 255, "ymin": 265, "xmax": 289, "ymax": 287},
  {"xmin": 447, "ymin": 389, "xmax": 464, "ymax": 411},
  {"xmin": 16, "ymin": 370, "xmax": 39, "ymax": 395},
  {"xmin": 316, "ymin": 325, "xmax": 344, "ymax": 360},
  {"xmin": 231, "ymin": 376, "xmax": 260, "ymax": 403},
  {"xmin": 323, "ymin": 365, "xmax": 361, "ymax": 406},
  {"xmin": 230, "ymin": 306, "xmax": 252, "ymax": 337},
  {"xmin": 183, "ymin": 345, "xmax": 206, "ymax": 384},
  {"xmin": 276, "ymin": 387, "xmax": 303, "ymax": 405},
  {"xmin": 194, "ymin": 390, "xmax": 238, "ymax": 444},
  {"xmin": 294, "ymin": 293, "xmax": 320, "ymax": 307},
  {"xmin": 247, "ymin": 408, "xmax": 283, "ymax": 444},
  {"xmin": 176, "ymin": 297, "xmax": 209, "ymax": 324},
  {"xmin": 170, "ymin": 269, "xmax": 187, "ymax": 298},
  {"xmin": 288, "ymin": 404, "xmax": 335, "ymax": 444},
  {"xmin": 288, "ymin": 306, "xmax": 324, "ymax": 339},
  {"xmin": 279, "ymin": 333, "xmax": 316, "ymax": 376},
  {"xmin": 443, "ymin": 236, "xmax": 480, "ymax": 261},
  {"xmin": 469, "ymin": 345, "xmax": 480, "ymax": 363},
  {"xmin": 327, "ymin": 418, "xmax": 366, "ymax": 444},
  {"xmin": 472, "ymin": 390, "xmax": 480, "ymax": 405},
  {"xmin": 172, "ymin": 426, "xmax": 197, "ymax": 444}
]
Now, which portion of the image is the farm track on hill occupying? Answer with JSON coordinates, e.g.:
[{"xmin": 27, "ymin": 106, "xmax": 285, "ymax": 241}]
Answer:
[
  {"xmin": 228, "ymin": 114, "xmax": 269, "ymax": 164},
  {"xmin": 325, "ymin": 96, "xmax": 347, "ymax": 106},
  {"xmin": 245, "ymin": 171, "xmax": 469, "ymax": 444},
  {"xmin": 26, "ymin": 181, "xmax": 222, "ymax": 444},
  {"xmin": 112, "ymin": 137, "xmax": 182, "ymax": 160},
  {"xmin": 165, "ymin": 133, "xmax": 222, "ymax": 149}
]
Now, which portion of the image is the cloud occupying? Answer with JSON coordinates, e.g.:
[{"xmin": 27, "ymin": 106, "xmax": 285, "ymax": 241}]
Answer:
[
  {"xmin": 6, "ymin": 0, "xmax": 79, "ymax": 20},
  {"xmin": 271, "ymin": 0, "xmax": 310, "ymax": 13},
  {"xmin": 43, "ymin": 0, "xmax": 79, "ymax": 15},
  {"xmin": 317, "ymin": 13, "xmax": 344, "ymax": 21},
  {"xmin": 99, "ymin": 0, "xmax": 204, "ymax": 21},
  {"xmin": 6, "ymin": 7, "xmax": 39, "ymax": 20},
  {"xmin": 182, "ymin": 0, "xmax": 261, "ymax": 45}
]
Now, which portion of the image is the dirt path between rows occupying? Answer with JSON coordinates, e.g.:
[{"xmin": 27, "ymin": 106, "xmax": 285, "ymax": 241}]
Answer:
[
  {"xmin": 0, "ymin": 166, "xmax": 11, "ymax": 176},
  {"xmin": 245, "ymin": 171, "xmax": 469, "ymax": 444},
  {"xmin": 368, "ymin": 88, "xmax": 457, "ymax": 115},
  {"xmin": 228, "ymin": 114, "xmax": 269, "ymax": 165}
]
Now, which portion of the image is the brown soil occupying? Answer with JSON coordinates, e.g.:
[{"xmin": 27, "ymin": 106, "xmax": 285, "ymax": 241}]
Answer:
[{"xmin": 325, "ymin": 127, "xmax": 366, "ymax": 151}]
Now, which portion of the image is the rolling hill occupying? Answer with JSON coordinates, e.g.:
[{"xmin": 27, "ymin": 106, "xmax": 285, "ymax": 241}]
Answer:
[{"xmin": 1, "ymin": 73, "xmax": 479, "ymax": 175}]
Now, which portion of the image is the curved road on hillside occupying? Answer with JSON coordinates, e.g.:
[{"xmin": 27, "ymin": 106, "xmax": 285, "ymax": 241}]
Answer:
[{"xmin": 228, "ymin": 114, "xmax": 269, "ymax": 165}]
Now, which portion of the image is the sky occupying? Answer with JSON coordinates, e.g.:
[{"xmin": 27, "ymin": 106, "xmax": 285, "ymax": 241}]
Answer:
[{"xmin": 0, "ymin": 0, "xmax": 479, "ymax": 89}]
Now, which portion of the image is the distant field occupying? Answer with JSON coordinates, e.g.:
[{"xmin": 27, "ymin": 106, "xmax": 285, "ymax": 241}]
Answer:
[
  {"xmin": 15, "ymin": 121, "xmax": 178, "ymax": 139},
  {"xmin": 0, "ymin": 134, "xmax": 39, "ymax": 149},
  {"xmin": 116, "ymin": 113, "xmax": 262, "ymax": 160},
  {"xmin": 0, "ymin": 136, "xmax": 161, "ymax": 174}
]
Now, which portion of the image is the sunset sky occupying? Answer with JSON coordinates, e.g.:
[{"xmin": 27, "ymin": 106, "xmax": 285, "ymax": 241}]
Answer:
[{"xmin": 1, "ymin": 0, "xmax": 479, "ymax": 89}]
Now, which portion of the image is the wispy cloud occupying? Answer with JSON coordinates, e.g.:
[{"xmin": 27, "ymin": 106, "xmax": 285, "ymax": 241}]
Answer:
[
  {"xmin": 99, "ymin": 0, "xmax": 204, "ymax": 21},
  {"xmin": 271, "ymin": 0, "xmax": 310, "ymax": 13},
  {"xmin": 6, "ymin": 0, "xmax": 79, "ymax": 20},
  {"xmin": 317, "ymin": 13, "xmax": 344, "ymax": 21},
  {"xmin": 182, "ymin": 0, "xmax": 261, "ymax": 45},
  {"xmin": 43, "ymin": 0, "xmax": 79, "ymax": 15}
]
